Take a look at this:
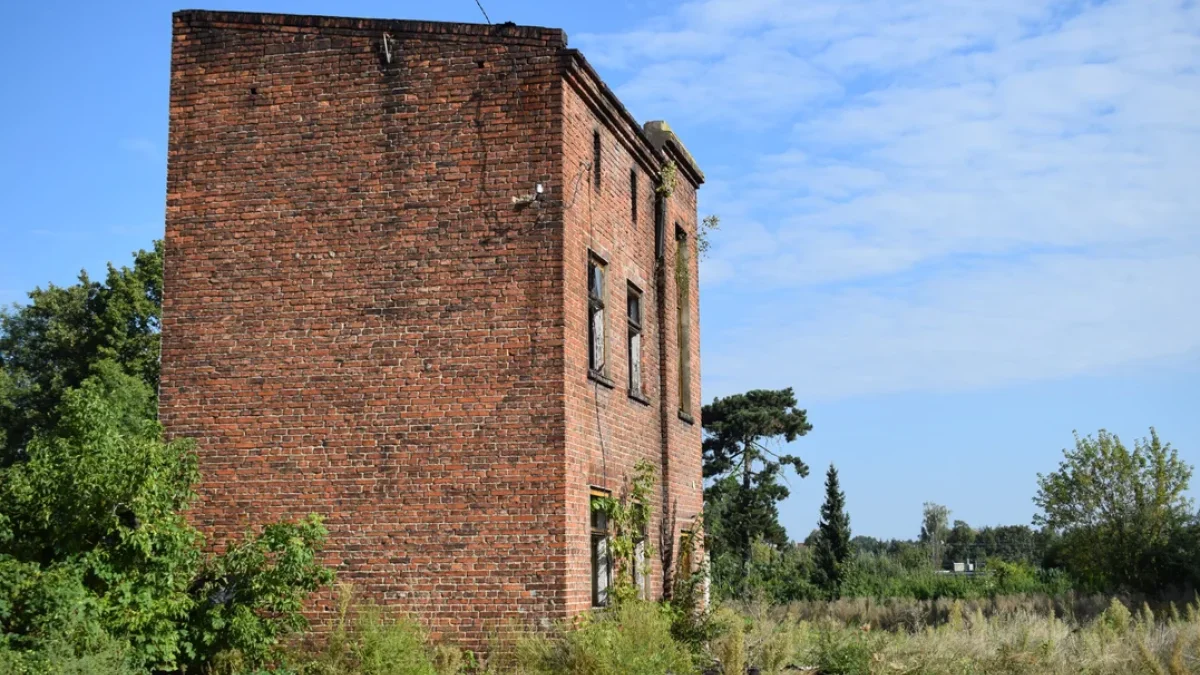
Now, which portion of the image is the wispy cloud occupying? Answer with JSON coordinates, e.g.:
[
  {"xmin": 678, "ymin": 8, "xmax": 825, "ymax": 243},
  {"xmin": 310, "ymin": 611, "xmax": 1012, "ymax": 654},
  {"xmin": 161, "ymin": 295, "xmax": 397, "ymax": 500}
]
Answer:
[
  {"xmin": 119, "ymin": 137, "xmax": 160, "ymax": 160},
  {"xmin": 579, "ymin": 0, "xmax": 1200, "ymax": 400}
]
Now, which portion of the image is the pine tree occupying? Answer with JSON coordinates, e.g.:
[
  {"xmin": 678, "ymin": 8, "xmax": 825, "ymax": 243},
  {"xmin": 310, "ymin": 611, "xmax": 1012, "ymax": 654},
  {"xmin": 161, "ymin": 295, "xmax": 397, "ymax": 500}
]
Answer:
[{"xmin": 814, "ymin": 463, "xmax": 851, "ymax": 593}]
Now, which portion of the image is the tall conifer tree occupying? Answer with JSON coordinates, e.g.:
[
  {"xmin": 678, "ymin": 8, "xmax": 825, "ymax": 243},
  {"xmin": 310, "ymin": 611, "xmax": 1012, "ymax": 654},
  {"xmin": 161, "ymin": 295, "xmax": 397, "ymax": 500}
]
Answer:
[{"xmin": 814, "ymin": 463, "xmax": 851, "ymax": 593}]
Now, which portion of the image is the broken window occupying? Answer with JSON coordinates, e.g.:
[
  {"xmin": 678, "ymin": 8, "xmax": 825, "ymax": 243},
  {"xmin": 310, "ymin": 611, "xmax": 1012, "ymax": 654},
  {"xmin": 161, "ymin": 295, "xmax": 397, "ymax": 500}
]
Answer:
[
  {"xmin": 632, "ymin": 537, "xmax": 647, "ymax": 599},
  {"xmin": 588, "ymin": 255, "xmax": 606, "ymax": 374},
  {"xmin": 591, "ymin": 492, "xmax": 611, "ymax": 607},
  {"xmin": 627, "ymin": 284, "xmax": 643, "ymax": 397},
  {"xmin": 675, "ymin": 226, "xmax": 692, "ymax": 416}
]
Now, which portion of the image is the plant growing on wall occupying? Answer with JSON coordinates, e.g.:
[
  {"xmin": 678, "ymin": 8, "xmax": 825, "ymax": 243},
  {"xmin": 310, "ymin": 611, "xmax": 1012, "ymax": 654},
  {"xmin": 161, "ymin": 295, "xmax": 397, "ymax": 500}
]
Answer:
[
  {"xmin": 591, "ymin": 460, "xmax": 656, "ymax": 605},
  {"xmin": 656, "ymin": 160, "xmax": 679, "ymax": 198}
]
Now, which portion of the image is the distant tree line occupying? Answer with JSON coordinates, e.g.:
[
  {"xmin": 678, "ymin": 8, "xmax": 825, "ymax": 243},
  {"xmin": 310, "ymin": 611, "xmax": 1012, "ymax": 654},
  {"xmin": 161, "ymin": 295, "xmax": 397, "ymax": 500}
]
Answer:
[{"xmin": 700, "ymin": 389, "xmax": 1200, "ymax": 603}]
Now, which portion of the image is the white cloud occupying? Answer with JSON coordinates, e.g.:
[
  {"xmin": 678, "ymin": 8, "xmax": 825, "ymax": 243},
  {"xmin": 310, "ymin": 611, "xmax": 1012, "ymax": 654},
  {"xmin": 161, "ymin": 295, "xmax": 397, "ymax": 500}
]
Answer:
[
  {"xmin": 580, "ymin": 0, "xmax": 1200, "ymax": 398},
  {"xmin": 119, "ymin": 137, "xmax": 159, "ymax": 160}
]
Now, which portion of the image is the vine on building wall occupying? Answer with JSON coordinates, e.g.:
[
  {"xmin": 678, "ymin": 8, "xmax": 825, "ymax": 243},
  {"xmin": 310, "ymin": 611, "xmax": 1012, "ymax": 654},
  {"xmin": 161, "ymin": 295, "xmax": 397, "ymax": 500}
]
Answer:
[{"xmin": 591, "ymin": 460, "xmax": 656, "ymax": 605}]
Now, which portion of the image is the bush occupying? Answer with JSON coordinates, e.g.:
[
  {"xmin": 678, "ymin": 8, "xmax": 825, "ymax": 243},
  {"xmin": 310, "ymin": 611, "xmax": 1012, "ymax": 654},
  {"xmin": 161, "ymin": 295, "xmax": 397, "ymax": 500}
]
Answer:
[
  {"xmin": 513, "ymin": 600, "xmax": 694, "ymax": 675},
  {"xmin": 0, "ymin": 364, "xmax": 334, "ymax": 672},
  {"xmin": 295, "ymin": 591, "xmax": 443, "ymax": 675}
]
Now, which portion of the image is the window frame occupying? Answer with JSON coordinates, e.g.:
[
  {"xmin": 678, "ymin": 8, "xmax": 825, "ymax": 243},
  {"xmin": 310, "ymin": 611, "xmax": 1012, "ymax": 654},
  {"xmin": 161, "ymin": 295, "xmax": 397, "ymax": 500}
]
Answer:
[
  {"xmin": 675, "ymin": 226, "xmax": 693, "ymax": 417},
  {"xmin": 590, "ymin": 489, "xmax": 612, "ymax": 607},
  {"xmin": 588, "ymin": 253, "xmax": 607, "ymax": 376},
  {"xmin": 627, "ymin": 283, "xmax": 644, "ymax": 399},
  {"xmin": 630, "ymin": 168, "xmax": 638, "ymax": 226}
]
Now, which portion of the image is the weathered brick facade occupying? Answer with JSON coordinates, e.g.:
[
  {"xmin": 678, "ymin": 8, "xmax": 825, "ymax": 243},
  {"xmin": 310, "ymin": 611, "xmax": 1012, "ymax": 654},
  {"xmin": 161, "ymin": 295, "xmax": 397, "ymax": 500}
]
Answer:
[{"xmin": 161, "ymin": 10, "xmax": 703, "ymax": 645}]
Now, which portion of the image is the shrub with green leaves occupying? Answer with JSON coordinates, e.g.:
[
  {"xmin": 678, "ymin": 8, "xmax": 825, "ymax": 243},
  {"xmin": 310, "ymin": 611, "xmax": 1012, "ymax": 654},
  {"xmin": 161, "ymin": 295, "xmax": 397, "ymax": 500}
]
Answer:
[
  {"xmin": 515, "ymin": 600, "xmax": 695, "ymax": 675},
  {"xmin": 0, "ymin": 363, "xmax": 333, "ymax": 671}
]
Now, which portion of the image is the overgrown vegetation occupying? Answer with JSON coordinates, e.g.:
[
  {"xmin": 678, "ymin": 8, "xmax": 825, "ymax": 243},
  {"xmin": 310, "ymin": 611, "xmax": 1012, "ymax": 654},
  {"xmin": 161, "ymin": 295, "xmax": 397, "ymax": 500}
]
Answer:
[{"xmin": 0, "ymin": 244, "xmax": 334, "ymax": 672}]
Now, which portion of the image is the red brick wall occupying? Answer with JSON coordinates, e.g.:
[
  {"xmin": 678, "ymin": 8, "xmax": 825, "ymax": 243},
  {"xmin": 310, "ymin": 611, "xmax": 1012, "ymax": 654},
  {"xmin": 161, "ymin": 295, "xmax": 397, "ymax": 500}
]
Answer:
[
  {"xmin": 161, "ymin": 10, "xmax": 703, "ymax": 646},
  {"xmin": 162, "ymin": 11, "xmax": 569, "ymax": 644},
  {"xmin": 560, "ymin": 64, "xmax": 704, "ymax": 614}
]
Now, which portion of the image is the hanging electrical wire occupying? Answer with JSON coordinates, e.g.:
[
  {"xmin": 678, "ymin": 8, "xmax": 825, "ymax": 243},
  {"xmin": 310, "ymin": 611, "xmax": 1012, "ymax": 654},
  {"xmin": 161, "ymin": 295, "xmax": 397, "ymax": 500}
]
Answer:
[{"xmin": 472, "ymin": 0, "xmax": 492, "ymax": 24}]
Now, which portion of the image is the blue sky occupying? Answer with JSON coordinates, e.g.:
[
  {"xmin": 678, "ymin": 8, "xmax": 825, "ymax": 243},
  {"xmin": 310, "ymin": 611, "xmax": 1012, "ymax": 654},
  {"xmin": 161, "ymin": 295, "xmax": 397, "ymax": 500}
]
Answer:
[{"xmin": 2, "ymin": 0, "xmax": 1198, "ymax": 540}]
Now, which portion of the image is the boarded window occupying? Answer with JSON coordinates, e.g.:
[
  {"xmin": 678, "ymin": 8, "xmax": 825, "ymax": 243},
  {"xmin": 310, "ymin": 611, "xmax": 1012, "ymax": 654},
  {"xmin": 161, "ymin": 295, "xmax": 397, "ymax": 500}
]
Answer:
[
  {"xmin": 675, "ymin": 227, "xmax": 692, "ymax": 415},
  {"xmin": 588, "ymin": 255, "xmax": 606, "ymax": 374},
  {"xmin": 591, "ymin": 492, "xmax": 611, "ymax": 607},
  {"xmin": 627, "ymin": 284, "xmax": 643, "ymax": 397}
]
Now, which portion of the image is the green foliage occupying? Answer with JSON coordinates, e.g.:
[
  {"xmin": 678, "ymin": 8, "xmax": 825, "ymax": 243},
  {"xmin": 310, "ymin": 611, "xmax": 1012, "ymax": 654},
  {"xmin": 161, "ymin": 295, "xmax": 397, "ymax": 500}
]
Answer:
[
  {"xmin": 702, "ymin": 388, "xmax": 812, "ymax": 588},
  {"xmin": 812, "ymin": 625, "xmax": 881, "ymax": 675},
  {"xmin": 0, "ymin": 364, "xmax": 333, "ymax": 671},
  {"xmin": 590, "ymin": 460, "xmax": 656, "ymax": 605},
  {"xmin": 697, "ymin": 214, "xmax": 720, "ymax": 260},
  {"xmin": 656, "ymin": 160, "xmax": 678, "ymax": 197},
  {"xmin": 187, "ymin": 515, "xmax": 335, "ymax": 669},
  {"xmin": 1034, "ymin": 428, "xmax": 1194, "ymax": 593},
  {"xmin": 297, "ymin": 590, "xmax": 442, "ymax": 675},
  {"xmin": 0, "ymin": 364, "xmax": 200, "ymax": 668},
  {"xmin": 514, "ymin": 600, "xmax": 694, "ymax": 675},
  {"xmin": 0, "ymin": 242, "xmax": 162, "ymax": 462},
  {"xmin": 944, "ymin": 520, "xmax": 976, "ymax": 567},
  {"xmin": 0, "ymin": 628, "xmax": 141, "ymax": 675},
  {"xmin": 813, "ymin": 464, "xmax": 852, "ymax": 594},
  {"xmin": 920, "ymin": 503, "xmax": 950, "ymax": 568},
  {"xmin": 712, "ymin": 538, "xmax": 820, "ymax": 605}
]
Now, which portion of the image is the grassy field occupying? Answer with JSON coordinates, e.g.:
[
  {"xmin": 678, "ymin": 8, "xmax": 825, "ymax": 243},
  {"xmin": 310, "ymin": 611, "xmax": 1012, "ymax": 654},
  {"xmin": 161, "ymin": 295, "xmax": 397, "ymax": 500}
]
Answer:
[
  {"xmin": 708, "ymin": 594, "xmax": 1200, "ymax": 675},
  {"xmin": 270, "ymin": 591, "xmax": 1200, "ymax": 675}
]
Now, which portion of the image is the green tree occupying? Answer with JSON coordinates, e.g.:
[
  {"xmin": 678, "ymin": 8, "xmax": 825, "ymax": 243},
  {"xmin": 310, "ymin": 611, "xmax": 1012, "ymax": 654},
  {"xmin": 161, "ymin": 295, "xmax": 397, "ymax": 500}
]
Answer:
[
  {"xmin": 1034, "ymin": 428, "xmax": 1193, "ymax": 593},
  {"xmin": 974, "ymin": 524, "xmax": 1039, "ymax": 564},
  {"xmin": 0, "ymin": 363, "xmax": 333, "ymax": 670},
  {"xmin": 813, "ymin": 464, "xmax": 852, "ymax": 594},
  {"xmin": 919, "ymin": 503, "xmax": 950, "ymax": 569},
  {"xmin": 0, "ymin": 242, "xmax": 162, "ymax": 463},
  {"xmin": 0, "ymin": 242, "xmax": 336, "ymax": 670},
  {"xmin": 944, "ymin": 520, "xmax": 976, "ymax": 566},
  {"xmin": 701, "ymin": 388, "xmax": 812, "ymax": 578}
]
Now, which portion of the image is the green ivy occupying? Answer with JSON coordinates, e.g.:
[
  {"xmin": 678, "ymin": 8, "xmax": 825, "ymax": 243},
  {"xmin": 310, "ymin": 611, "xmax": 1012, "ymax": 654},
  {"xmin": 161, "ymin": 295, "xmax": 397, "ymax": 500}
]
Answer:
[{"xmin": 591, "ymin": 460, "xmax": 656, "ymax": 606}]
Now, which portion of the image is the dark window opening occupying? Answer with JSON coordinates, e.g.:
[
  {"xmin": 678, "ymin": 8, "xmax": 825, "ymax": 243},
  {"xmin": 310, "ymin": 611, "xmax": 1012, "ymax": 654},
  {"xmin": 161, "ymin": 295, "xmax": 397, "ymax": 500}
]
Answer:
[
  {"xmin": 588, "ymin": 255, "xmax": 606, "ymax": 374},
  {"xmin": 627, "ymin": 284, "xmax": 643, "ymax": 396},
  {"xmin": 630, "ymin": 169, "xmax": 638, "ymax": 225}
]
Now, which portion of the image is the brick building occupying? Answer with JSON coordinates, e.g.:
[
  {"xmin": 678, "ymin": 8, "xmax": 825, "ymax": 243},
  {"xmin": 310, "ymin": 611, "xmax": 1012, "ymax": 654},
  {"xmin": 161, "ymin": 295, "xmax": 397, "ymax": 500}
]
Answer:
[{"xmin": 161, "ymin": 10, "xmax": 704, "ymax": 643}]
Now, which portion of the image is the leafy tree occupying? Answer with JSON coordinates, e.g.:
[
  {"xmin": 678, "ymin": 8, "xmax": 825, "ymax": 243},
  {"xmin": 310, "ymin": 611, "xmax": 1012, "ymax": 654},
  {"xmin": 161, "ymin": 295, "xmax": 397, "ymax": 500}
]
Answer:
[
  {"xmin": 0, "ymin": 242, "xmax": 162, "ymax": 463},
  {"xmin": 813, "ymin": 464, "xmax": 852, "ymax": 593},
  {"xmin": 0, "ymin": 240, "xmax": 337, "ymax": 670},
  {"xmin": 944, "ymin": 520, "xmax": 976, "ymax": 566},
  {"xmin": 701, "ymin": 388, "xmax": 812, "ymax": 576},
  {"xmin": 0, "ymin": 363, "xmax": 334, "ymax": 670},
  {"xmin": 849, "ymin": 536, "xmax": 885, "ymax": 556},
  {"xmin": 1034, "ymin": 428, "xmax": 1193, "ymax": 593},
  {"xmin": 919, "ymin": 503, "xmax": 950, "ymax": 569},
  {"xmin": 974, "ymin": 524, "xmax": 1039, "ymax": 564}
]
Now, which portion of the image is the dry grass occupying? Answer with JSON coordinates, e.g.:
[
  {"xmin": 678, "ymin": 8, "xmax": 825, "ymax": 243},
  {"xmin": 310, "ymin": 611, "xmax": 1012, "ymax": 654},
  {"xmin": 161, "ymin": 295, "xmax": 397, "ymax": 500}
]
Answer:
[{"xmin": 719, "ymin": 595, "xmax": 1200, "ymax": 675}]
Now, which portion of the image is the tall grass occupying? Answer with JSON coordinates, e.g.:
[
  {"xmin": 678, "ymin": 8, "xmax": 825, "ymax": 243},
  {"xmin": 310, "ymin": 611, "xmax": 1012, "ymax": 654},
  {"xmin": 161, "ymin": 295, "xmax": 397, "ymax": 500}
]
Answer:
[{"xmin": 720, "ymin": 594, "xmax": 1200, "ymax": 675}]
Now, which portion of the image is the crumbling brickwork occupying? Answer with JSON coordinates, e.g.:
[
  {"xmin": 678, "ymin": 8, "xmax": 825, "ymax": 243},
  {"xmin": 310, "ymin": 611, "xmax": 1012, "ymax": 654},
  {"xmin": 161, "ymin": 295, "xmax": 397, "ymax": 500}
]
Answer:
[{"xmin": 161, "ymin": 10, "xmax": 703, "ymax": 646}]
